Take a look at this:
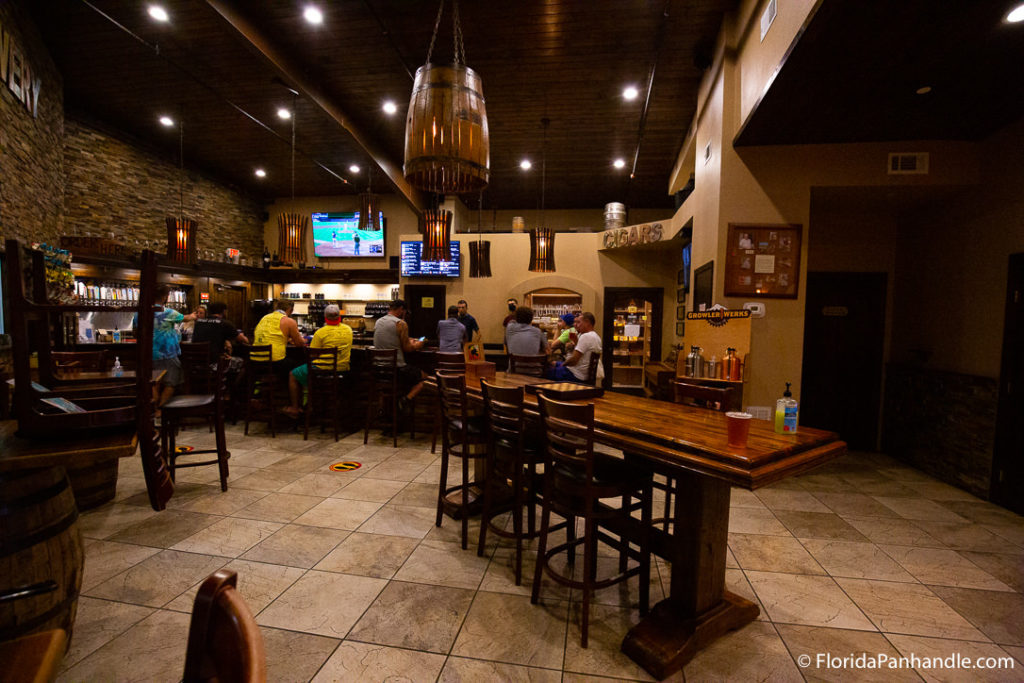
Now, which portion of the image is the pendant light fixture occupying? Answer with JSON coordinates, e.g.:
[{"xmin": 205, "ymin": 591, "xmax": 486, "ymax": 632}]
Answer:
[
  {"xmin": 357, "ymin": 165, "xmax": 382, "ymax": 235},
  {"xmin": 404, "ymin": 0, "xmax": 489, "ymax": 195},
  {"xmin": 468, "ymin": 191, "xmax": 491, "ymax": 277},
  {"xmin": 278, "ymin": 93, "xmax": 307, "ymax": 265},
  {"xmin": 166, "ymin": 117, "xmax": 197, "ymax": 263},
  {"xmin": 421, "ymin": 204, "xmax": 453, "ymax": 262},
  {"xmin": 529, "ymin": 118, "xmax": 556, "ymax": 272}
]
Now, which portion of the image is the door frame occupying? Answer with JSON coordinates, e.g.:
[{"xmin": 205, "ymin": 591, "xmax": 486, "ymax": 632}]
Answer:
[
  {"xmin": 601, "ymin": 287, "xmax": 664, "ymax": 391},
  {"xmin": 990, "ymin": 253, "xmax": 1024, "ymax": 512}
]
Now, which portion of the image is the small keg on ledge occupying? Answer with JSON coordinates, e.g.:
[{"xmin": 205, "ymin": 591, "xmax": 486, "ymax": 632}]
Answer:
[{"xmin": 604, "ymin": 202, "xmax": 627, "ymax": 230}]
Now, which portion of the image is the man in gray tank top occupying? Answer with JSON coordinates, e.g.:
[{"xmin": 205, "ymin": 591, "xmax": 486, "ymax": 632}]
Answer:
[{"xmin": 373, "ymin": 299, "xmax": 427, "ymax": 410}]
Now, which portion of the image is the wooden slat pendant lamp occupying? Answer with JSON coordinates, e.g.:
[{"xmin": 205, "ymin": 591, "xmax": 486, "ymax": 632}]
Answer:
[
  {"xmin": 422, "ymin": 208, "xmax": 452, "ymax": 263},
  {"xmin": 166, "ymin": 118, "xmax": 197, "ymax": 264},
  {"xmin": 404, "ymin": 0, "xmax": 489, "ymax": 196},
  {"xmin": 468, "ymin": 193, "xmax": 491, "ymax": 277},
  {"xmin": 277, "ymin": 213, "xmax": 307, "ymax": 264},
  {"xmin": 529, "ymin": 118, "xmax": 556, "ymax": 272}
]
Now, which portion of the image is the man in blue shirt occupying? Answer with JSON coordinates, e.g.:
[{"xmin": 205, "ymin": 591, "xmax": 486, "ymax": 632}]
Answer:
[{"xmin": 456, "ymin": 299, "xmax": 480, "ymax": 342}]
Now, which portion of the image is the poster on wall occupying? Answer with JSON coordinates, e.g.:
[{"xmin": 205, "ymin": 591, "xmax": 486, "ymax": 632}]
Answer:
[{"xmin": 724, "ymin": 223, "xmax": 802, "ymax": 298}]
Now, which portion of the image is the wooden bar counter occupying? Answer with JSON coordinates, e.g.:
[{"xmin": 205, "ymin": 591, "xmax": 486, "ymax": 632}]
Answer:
[{"xmin": 439, "ymin": 373, "xmax": 847, "ymax": 679}]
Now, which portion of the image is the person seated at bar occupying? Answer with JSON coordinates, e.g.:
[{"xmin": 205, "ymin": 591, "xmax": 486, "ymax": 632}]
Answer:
[
  {"xmin": 373, "ymin": 298, "xmax": 426, "ymax": 413},
  {"xmin": 283, "ymin": 304, "xmax": 351, "ymax": 418},
  {"xmin": 192, "ymin": 301, "xmax": 248, "ymax": 372},
  {"xmin": 505, "ymin": 305, "xmax": 548, "ymax": 355},
  {"xmin": 179, "ymin": 305, "xmax": 206, "ymax": 342},
  {"xmin": 548, "ymin": 313, "xmax": 578, "ymax": 356},
  {"xmin": 502, "ymin": 297, "xmax": 518, "ymax": 327},
  {"xmin": 436, "ymin": 305, "xmax": 467, "ymax": 352},
  {"xmin": 253, "ymin": 299, "xmax": 305, "ymax": 376},
  {"xmin": 545, "ymin": 311, "xmax": 603, "ymax": 383},
  {"xmin": 152, "ymin": 284, "xmax": 197, "ymax": 410}
]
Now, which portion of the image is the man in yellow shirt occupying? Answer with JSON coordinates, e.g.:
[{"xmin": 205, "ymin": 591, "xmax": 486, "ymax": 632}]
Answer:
[
  {"xmin": 283, "ymin": 304, "xmax": 352, "ymax": 417},
  {"xmin": 253, "ymin": 299, "xmax": 306, "ymax": 377}
]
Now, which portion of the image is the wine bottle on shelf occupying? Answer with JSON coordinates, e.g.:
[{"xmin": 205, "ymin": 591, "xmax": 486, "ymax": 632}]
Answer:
[{"xmin": 263, "ymin": 246, "xmax": 271, "ymax": 269}]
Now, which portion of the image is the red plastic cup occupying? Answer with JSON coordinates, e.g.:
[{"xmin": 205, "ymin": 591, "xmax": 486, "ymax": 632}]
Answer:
[{"xmin": 726, "ymin": 411, "xmax": 753, "ymax": 448}]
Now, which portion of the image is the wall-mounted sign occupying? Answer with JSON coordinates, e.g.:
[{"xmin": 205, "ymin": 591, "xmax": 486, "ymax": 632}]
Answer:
[
  {"xmin": 601, "ymin": 223, "xmax": 663, "ymax": 249},
  {"xmin": 200, "ymin": 292, "xmax": 210, "ymax": 302},
  {"xmin": 0, "ymin": 19, "xmax": 43, "ymax": 118},
  {"xmin": 687, "ymin": 309, "xmax": 751, "ymax": 327}
]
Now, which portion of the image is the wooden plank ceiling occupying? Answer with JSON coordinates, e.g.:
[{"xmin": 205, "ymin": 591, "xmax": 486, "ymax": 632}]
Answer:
[{"xmin": 30, "ymin": 0, "xmax": 736, "ymax": 212}]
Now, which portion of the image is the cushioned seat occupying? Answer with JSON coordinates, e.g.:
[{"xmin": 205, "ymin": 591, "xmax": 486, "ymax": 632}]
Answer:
[{"xmin": 163, "ymin": 394, "xmax": 216, "ymax": 410}]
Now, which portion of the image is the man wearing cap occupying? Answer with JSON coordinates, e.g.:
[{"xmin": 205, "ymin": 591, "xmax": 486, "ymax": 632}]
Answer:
[
  {"xmin": 283, "ymin": 304, "xmax": 352, "ymax": 418},
  {"xmin": 548, "ymin": 312, "xmax": 578, "ymax": 355}
]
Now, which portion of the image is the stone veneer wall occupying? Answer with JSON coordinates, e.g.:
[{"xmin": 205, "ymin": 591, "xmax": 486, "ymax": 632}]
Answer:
[
  {"xmin": 63, "ymin": 119, "xmax": 266, "ymax": 260},
  {"xmin": 0, "ymin": 0, "xmax": 64, "ymax": 245},
  {"xmin": 882, "ymin": 363, "xmax": 998, "ymax": 499}
]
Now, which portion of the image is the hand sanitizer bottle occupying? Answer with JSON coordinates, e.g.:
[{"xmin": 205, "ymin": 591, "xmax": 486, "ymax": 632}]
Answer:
[
  {"xmin": 774, "ymin": 382, "xmax": 799, "ymax": 434},
  {"xmin": 113, "ymin": 357, "xmax": 123, "ymax": 377}
]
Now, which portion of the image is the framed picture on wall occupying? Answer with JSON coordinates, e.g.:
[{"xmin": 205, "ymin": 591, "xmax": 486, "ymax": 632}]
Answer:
[
  {"xmin": 676, "ymin": 322, "xmax": 685, "ymax": 337},
  {"xmin": 724, "ymin": 223, "xmax": 802, "ymax": 298},
  {"xmin": 677, "ymin": 288, "xmax": 686, "ymax": 303},
  {"xmin": 693, "ymin": 260, "xmax": 714, "ymax": 311},
  {"xmin": 676, "ymin": 305, "xmax": 686, "ymax": 320},
  {"xmin": 677, "ymin": 242, "xmax": 692, "ymax": 293}
]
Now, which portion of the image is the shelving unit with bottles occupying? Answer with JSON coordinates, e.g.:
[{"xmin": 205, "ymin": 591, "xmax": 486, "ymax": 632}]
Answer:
[
  {"xmin": 610, "ymin": 301, "xmax": 652, "ymax": 389},
  {"xmin": 524, "ymin": 288, "xmax": 583, "ymax": 342}
]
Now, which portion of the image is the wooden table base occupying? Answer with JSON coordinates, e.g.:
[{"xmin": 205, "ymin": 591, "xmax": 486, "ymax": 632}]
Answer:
[{"xmin": 621, "ymin": 591, "xmax": 759, "ymax": 679}]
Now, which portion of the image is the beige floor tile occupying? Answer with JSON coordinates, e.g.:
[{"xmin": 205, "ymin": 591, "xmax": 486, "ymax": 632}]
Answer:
[
  {"xmin": 684, "ymin": 620, "xmax": 803, "ymax": 682},
  {"xmin": 310, "ymin": 640, "xmax": 446, "ymax": 682},
  {"xmin": 57, "ymin": 609, "xmax": 190, "ymax": 683},
  {"xmin": 390, "ymin": 481, "xmax": 441, "ymax": 507},
  {"xmin": 171, "ymin": 516, "xmax": 283, "ymax": 557},
  {"xmin": 241, "ymin": 524, "xmax": 349, "ymax": 568},
  {"xmin": 363, "ymin": 460, "xmax": 430, "ymax": 482},
  {"xmin": 775, "ymin": 510, "xmax": 871, "ymax": 542},
  {"xmin": 727, "ymin": 507, "xmax": 792, "ymax": 536},
  {"xmin": 562, "ymin": 674, "xmax": 657, "ymax": 683},
  {"xmin": 106, "ymin": 509, "xmax": 222, "ymax": 548},
  {"xmin": 394, "ymin": 538, "xmax": 491, "ymax": 589},
  {"xmin": 844, "ymin": 516, "xmax": 946, "ymax": 547},
  {"xmin": 801, "ymin": 539, "xmax": 916, "ymax": 582},
  {"xmin": 84, "ymin": 549, "xmax": 227, "ymax": 607},
  {"xmin": 357, "ymin": 503, "xmax": 438, "ymax": 538},
  {"xmin": 935, "ymin": 500, "xmax": 1023, "ymax": 526},
  {"xmin": 1004, "ymin": 644, "xmax": 1024, "ymax": 667},
  {"xmin": 439, "ymin": 657, "xmax": 562, "ymax": 682},
  {"xmin": 811, "ymin": 492, "xmax": 901, "ymax": 518},
  {"xmin": 873, "ymin": 497, "xmax": 970, "ymax": 523},
  {"xmin": 261, "ymin": 627, "xmax": 340, "ymax": 683},
  {"xmin": 563, "ymin": 603, "xmax": 656, "ymax": 681},
  {"xmin": 234, "ymin": 491, "xmax": 324, "ymax": 523},
  {"xmin": 746, "ymin": 571, "xmax": 875, "ymax": 631},
  {"xmin": 878, "ymin": 545, "xmax": 1013, "ymax": 591},
  {"xmin": 229, "ymin": 468, "xmax": 305, "ymax": 492},
  {"xmin": 911, "ymin": 520, "xmax": 1023, "ymax": 554},
  {"xmin": 80, "ymin": 540, "xmax": 161, "ymax": 591},
  {"xmin": 348, "ymin": 580, "xmax": 474, "ymax": 652},
  {"xmin": 755, "ymin": 488, "xmax": 832, "ymax": 513},
  {"xmin": 775, "ymin": 623, "xmax": 919, "ymax": 682},
  {"xmin": 292, "ymin": 497, "xmax": 382, "ymax": 529},
  {"xmin": 725, "ymin": 568, "xmax": 768, "ymax": 620},
  {"xmin": 229, "ymin": 449, "xmax": 292, "ymax": 468},
  {"xmin": 78, "ymin": 503, "xmax": 160, "ymax": 540},
  {"xmin": 886, "ymin": 634, "xmax": 1019, "ymax": 683},
  {"xmin": 852, "ymin": 480, "xmax": 925, "ymax": 498},
  {"xmin": 730, "ymin": 487, "xmax": 769, "ymax": 509},
  {"xmin": 264, "ymin": 453, "xmax": 337, "ymax": 473},
  {"xmin": 985, "ymin": 523, "xmax": 1024, "ymax": 548},
  {"xmin": 794, "ymin": 473, "xmax": 853, "ymax": 493},
  {"xmin": 728, "ymin": 533, "xmax": 827, "ymax": 574},
  {"xmin": 928, "ymin": 585, "xmax": 1024, "ymax": 645},
  {"xmin": 113, "ymin": 475, "xmax": 149, "ymax": 502},
  {"xmin": 314, "ymin": 531, "xmax": 419, "ymax": 578},
  {"xmin": 257, "ymin": 570, "xmax": 386, "ymax": 638},
  {"xmin": 278, "ymin": 472, "xmax": 347, "ymax": 497},
  {"xmin": 835, "ymin": 578, "xmax": 988, "ymax": 641},
  {"xmin": 60, "ymin": 597, "xmax": 155, "ymax": 670},
  {"xmin": 481, "ymin": 548, "xmax": 571, "ymax": 599},
  {"xmin": 569, "ymin": 554, "xmax": 666, "ymax": 611},
  {"xmin": 957, "ymin": 551, "xmax": 1024, "ymax": 592},
  {"xmin": 331, "ymin": 477, "xmax": 408, "ymax": 503},
  {"xmin": 173, "ymin": 486, "xmax": 271, "ymax": 516},
  {"xmin": 452, "ymin": 592, "xmax": 569, "ymax": 669},
  {"xmin": 904, "ymin": 481, "xmax": 984, "ymax": 502},
  {"xmin": 164, "ymin": 558, "xmax": 305, "ymax": 614}
]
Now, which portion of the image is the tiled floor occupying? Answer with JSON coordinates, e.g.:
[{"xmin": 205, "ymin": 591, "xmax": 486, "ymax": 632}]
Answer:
[{"xmin": 59, "ymin": 422, "xmax": 1024, "ymax": 682}]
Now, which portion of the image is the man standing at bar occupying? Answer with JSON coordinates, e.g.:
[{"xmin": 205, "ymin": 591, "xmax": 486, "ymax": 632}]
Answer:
[
  {"xmin": 502, "ymin": 298, "xmax": 518, "ymax": 327},
  {"xmin": 253, "ymin": 299, "xmax": 305, "ymax": 376},
  {"xmin": 546, "ymin": 311, "xmax": 603, "ymax": 384},
  {"xmin": 283, "ymin": 304, "xmax": 351, "ymax": 418},
  {"xmin": 436, "ymin": 305, "xmax": 467, "ymax": 353},
  {"xmin": 373, "ymin": 299, "xmax": 427, "ymax": 412},
  {"xmin": 456, "ymin": 299, "xmax": 480, "ymax": 342}
]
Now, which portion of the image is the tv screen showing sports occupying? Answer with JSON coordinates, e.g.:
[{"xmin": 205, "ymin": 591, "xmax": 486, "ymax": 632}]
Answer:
[
  {"xmin": 312, "ymin": 211, "xmax": 384, "ymax": 257},
  {"xmin": 400, "ymin": 241, "xmax": 461, "ymax": 278}
]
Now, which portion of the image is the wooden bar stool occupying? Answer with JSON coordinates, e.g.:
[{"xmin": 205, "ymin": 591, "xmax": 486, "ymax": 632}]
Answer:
[
  {"xmin": 430, "ymin": 351, "xmax": 466, "ymax": 453},
  {"xmin": 531, "ymin": 393, "xmax": 652, "ymax": 648},
  {"xmin": 436, "ymin": 370, "xmax": 489, "ymax": 549},
  {"xmin": 302, "ymin": 347, "xmax": 344, "ymax": 442},
  {"xmin": 364, "ymin": 349, "xmax": 401, "ymax": 447},
  {"xmin": 243, "ymin": 345, "xmax": 278, "ymax": 438},
  {"xmin": 161, "ymin": 356, "xmax": 231, "ymax": 491}
]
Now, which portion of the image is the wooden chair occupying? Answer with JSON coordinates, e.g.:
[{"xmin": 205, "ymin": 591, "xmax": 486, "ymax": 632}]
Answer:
[
  {"xmin": 478, "ymin": 380, "xmax": 541, "ymax": 584},
  {"xmin": 364, "ymin": 348, "xmax": 401, "ymax": 448},
  {"xmin": 161, "ymin": 356, "xmax": 231, "ymax": 491},
  {"xmin": 183, "ymin": 570, "xmax": 265, "ymax": 683},
  {"xmin": 244, "ymin": 345, "xmax": 278, "ymax": 438},
  {"xmin": 583, "ymin": 350, "xmax": 602, "ymax": 385},
  {"xmin": 531, "ymin": 393, "xmax": 652, "ymax": 648},
  {"xmin": 430, "ymin": 352, "xmax": 466, "ymax": 453},
  {"xmin": 509, "ymin": 353, "xmax": 548, "ymax": 377},
  {"xmin": 51, "ymin": 350, "xmax": 109, "ymax": 373},
  {"xmin": 303, "ymin": 346, "xmax": 344, "ymax": 442},
  {"xmin": 436, "ymin": 370, "xmax": 489, "ymax": 549}
]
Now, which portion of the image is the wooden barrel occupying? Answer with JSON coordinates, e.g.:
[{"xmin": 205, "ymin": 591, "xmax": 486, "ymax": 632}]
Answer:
[
  {"xmin": 66, "ymin": 457, "xmax": 120, "ymax": 511},
  {"xmin": 404, "ymin": 63, "xmax": 490, "ymax": 195},
  {"xmin": 0, "ymin": 467, "xmax": 84, "ymax": 646}
]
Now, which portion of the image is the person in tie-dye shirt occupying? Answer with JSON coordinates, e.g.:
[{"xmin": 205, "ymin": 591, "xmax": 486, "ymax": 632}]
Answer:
[{"xmin": 152, "ymin": 284, "xmax": 196, "ymax": 409}]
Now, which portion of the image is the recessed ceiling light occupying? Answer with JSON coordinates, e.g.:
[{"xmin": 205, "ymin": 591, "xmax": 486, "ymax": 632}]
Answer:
[
  {"xmin": 1006, "ymin": 3, "xmax": 1024, "ymax": 22},
  {"xmin": 159, "ymin": 115, "xmax": 174, "ymax": 127},
  {"xmin": 303, "ymin": 6, "xmax": 323, "ymax": 25},
  {"xmin": 349, "ymin": 165, "xmax": 360, "ymax": 174},
  {"xmin": 915, "ymin": 86, "xmax": 932, "ymax": 95},
  {"xmin": 254, "ymin": 168, "xmax": 267, "ymax": 178},
  {"xmin": 382, "ymin": 101, "xmax": 398, "ymax": 115},
  {"xmin": 147, "ymin": 5, "xmax": 169, "ymax": 22},
  {"xmin": 613, "ymin": 158, "xmax": 626, "ymax": 169},
  {"xmin": 622, "ymin": 86, "xmax": 639, "ymax": 101},
  {"xmin": 520, "ymin": 160, "xmax": 532, "ymax": 170},
  {"xmin": 277, "ymin": 108, "xmax": 291, "ymax": 120}
]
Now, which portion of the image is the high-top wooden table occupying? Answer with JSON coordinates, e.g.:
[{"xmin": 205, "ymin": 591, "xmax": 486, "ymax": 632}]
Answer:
[{"xmin": 445, "ymin": 373, "xmax": 846, "ymax": 679}]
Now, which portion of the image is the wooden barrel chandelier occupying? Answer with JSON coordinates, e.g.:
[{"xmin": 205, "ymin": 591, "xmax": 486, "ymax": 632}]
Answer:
[
  {"xmin": 277, "ymin": 213, "xmax": 307, "ymax": 264},
  {"xmin": 166, "ymin": 217, "xmax": 197, "ymax": 264}
]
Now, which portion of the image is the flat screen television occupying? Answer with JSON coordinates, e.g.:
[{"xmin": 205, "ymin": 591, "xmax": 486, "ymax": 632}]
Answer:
[
  {"xmin": 400, "ymin": 240, "xmax": 461, "ymax": 278},
  {"xmin": 311, "ymin": 211, "xmax": 384, "ymax": 258}
]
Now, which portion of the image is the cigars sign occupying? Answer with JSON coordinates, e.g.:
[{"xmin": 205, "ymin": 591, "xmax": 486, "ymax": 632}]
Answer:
[
  {"xmin": 602, "ymin": 223, "xmax": 663, "ymax": 249},
  {"xmin": 0, "ymin": 16, "xmax": 43, "ymax": 118}
]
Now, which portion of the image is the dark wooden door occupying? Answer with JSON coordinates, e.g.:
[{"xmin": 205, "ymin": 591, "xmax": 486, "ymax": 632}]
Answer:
[
  {"xmin": 991, "ymin": 253, "xmax": 1024, "ymax": 514},
  {"xmin": 403, "ymin": 284, "xmax": 447, "ymax": 340},
  {"xmin": 213, "ymin": 284, "xmax": 246, "ymax": 331},
  {"xmin": 800, "ymin": 272, "xmax": 887, "ymax": 450}
]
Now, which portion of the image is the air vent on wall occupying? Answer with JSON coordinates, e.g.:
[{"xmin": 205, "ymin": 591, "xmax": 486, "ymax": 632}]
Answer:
[
  {"xmin": 760, "ymin": 0, "xmax": 777, "ymax": 42},
  {"xmin": 887, "ymin": 152, "xmax": 929, "ymax": 175}
]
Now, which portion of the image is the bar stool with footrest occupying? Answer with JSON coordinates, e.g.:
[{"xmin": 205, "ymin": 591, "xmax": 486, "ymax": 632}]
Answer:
[
  {"xmin": 302, "ymin": 346, "xmax": 344, "ymax": 442},
  {"xmin": 363, "ymin": 348, "xmax": 403, "ymax": 447},
  {"xmin": 243, "ymin": 345, "xmax": 278, "ymax": 438},
  {"xmin": 430, "ymin": 351, "xmax": 466, "ymax": 453},
  {"xmin": 531, "ymin": 393, "xmax": 652, "ymax": 648},
  {"xmin": 161, "ymin": 356, "xmax": 231, "ymax": 491},
  {"xmin": 436, "ymin": 370, "xmax": 489, "ymax": 549}
]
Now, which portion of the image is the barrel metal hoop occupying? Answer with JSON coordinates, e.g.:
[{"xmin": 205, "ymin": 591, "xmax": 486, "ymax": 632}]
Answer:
[
  {"xmin": 0, "ymin": 508, "xmax": 79, "ymax": 558},
  {"xmin": 0, "ymin": 477, "xmax": 70, "ymax": 513},
  {"xmin": 0, "ymin": 599, "xmax": 72, "ymax": 641}
]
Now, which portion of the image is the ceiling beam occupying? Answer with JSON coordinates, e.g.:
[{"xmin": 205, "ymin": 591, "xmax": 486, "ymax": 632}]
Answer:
[{"xmin": 204, "ymin": 0, "xmax": 426, "ymax": 216}]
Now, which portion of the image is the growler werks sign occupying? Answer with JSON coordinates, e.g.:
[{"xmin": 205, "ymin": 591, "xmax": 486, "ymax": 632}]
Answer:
[
  {"xmin": 0, "ymin": 17, "xmax": 43, "ymax": 118},
  {"xmin": 602, "ymin": 222, "xmax": 664, "ymax": 249}
]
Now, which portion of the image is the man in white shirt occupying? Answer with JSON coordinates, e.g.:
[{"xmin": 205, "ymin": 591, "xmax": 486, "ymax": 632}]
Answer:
[{"xmin": 545, "ymin": 311, "xmax": 603, "ymax": 384}]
